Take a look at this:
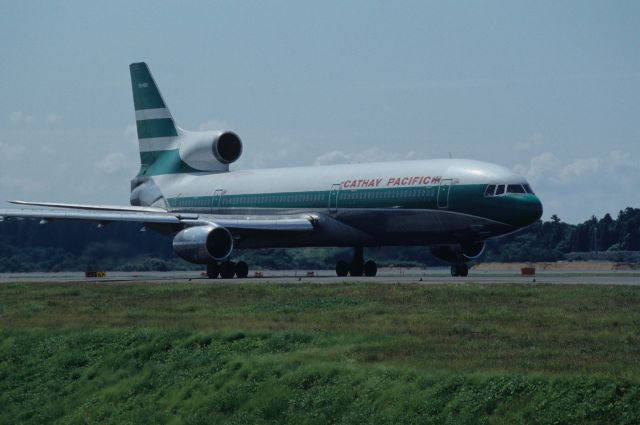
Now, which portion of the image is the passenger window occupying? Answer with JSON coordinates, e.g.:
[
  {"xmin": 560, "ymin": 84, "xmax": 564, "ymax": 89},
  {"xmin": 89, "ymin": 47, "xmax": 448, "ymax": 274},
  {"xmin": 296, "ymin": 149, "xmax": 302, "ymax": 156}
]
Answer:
[
  {"xmin": 507, "ymin": 184, "xmax": 526, "ymax": 194},
  {"xmin": 485, "ymin": 185, "xmax": 496, "ymax": 197},
  {"xmin": 495, "ymin": 185, "xmax": 505, "ymax": 196}
]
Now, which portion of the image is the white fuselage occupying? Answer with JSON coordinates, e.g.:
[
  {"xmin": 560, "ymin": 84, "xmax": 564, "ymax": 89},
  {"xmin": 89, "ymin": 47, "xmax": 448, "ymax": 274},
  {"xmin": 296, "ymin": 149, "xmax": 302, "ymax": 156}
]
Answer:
[
  {"xmin": 144, "ymin": 158, "xmax": 535, "ymax": 249},
  {"xmin": 154, "ymin": 158, "xmax": 525, "ymax": 210}
]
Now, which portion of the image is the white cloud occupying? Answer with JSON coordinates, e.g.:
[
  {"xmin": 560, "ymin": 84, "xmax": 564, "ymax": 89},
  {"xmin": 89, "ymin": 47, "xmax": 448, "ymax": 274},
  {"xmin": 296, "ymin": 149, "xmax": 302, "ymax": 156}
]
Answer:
[
  {"xmin": 313, "ymin": 150, "xmax": 350, "ymax": 165},
  {"xmin": 514, "ymin": 153, "xmax": 561, "ymax": 183},
  {"xmin": 517, "ymin": 150, "xmax": 638, "ymax": 186},
  {"xmin": 314, "ymin": 147, "xmax": 417, "ymax": 166},
  {"xmin": 513, "ymin": 133, "xmax": 544, "ymax": 151},
  {"xmin": 55, "ymin": 162, "xmax": 70, "ymax": 174},
  {"xmin": 124, "ymin": 123, "xmax": 138, "ymax": 147},
  {"xmin": 0, "ymin": 175, "xmax": 46, "ymax": 194},
  {"xmin": 199, "ymin": 119, "xmax": 229, "ymax": 131},
  {"xmin": 9, "ymin": 111, "xmax": 35, "ymax": 125},
  {"xmin": 40, "ymin": 146, "xmax": 57, "ymax": 156},
  {"xmin": 0, "ymin": 142, "xmax": 26, "ymax": 161},
  {"xmin": 96, "ymin": 152, "xmax": 127, "ymax": 174},
  {"xmin": 606, "ymin": 149, "xmax": 640, "ymax": 171},
  {"xmin": 513, "ymin": 150, "xmax": 640, "ymax": 222},
  {"xmin": 559, "ymin": 157, "xmax": 599, "ymax": 181},
  {"xmin": 516, "ymin": 155, "xmax": 601, "ymax": 186},
  {"xmin": 46, "ymin": 113, "xmax": 63, "ymax": 124},
  {"xmin": 241, "ymin": 137, "xmax": 301, "ymax": 169}
]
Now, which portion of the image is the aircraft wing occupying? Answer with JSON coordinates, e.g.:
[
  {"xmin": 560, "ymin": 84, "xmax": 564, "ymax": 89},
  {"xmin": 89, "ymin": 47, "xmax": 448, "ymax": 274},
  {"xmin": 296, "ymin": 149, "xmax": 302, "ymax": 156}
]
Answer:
[
  {"xmin": 9, "ymin": 200, "xmax": 168, "ymax": 213},
  {"xmin": 0, "ymin": 205, "xmax": 316, "ymax": 232}
]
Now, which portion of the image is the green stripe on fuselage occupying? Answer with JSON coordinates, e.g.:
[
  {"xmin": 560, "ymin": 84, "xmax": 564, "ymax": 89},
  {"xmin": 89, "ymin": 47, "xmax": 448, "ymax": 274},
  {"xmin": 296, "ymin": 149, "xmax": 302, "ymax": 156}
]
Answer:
[
  {"xmin": 136, "ymin": 118, "xmax": 178, "ymax": 139},
  {"xmin": 166, "ymin": 184, "xmax": 541, "ymax": 227},
  {"xmin": 169, "ymin": 186, "xmax": 439, "ymax": 211}
]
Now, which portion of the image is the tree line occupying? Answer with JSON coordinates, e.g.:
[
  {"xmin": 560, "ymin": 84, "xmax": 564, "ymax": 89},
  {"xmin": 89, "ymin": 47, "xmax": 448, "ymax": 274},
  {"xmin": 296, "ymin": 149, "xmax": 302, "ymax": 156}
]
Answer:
[{"xmin": 0, "ymin": 207, "xmax": 638, "ymax": 272}]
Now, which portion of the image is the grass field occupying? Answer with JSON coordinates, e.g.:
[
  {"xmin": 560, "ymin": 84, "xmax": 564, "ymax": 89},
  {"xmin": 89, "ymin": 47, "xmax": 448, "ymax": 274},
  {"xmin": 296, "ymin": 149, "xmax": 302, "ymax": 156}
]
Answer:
[{"xmin": 1, "ymin": 282, "xmax": 639, "ymax": 424}]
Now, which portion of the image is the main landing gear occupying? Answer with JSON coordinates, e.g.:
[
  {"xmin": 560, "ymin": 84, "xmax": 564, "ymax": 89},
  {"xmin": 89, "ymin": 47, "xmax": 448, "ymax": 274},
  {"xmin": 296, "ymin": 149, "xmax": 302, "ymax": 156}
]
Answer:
[
  {"xmin": 450, "ymin": 263, "xmax": 469, "ymax": 277},
  {"xmin": 206, "ymin": 260, "xmax": 249, "ymax": 279},
  {"xmin": 336, "ymin": 247, "xmax": 378, "ymax": 277}
]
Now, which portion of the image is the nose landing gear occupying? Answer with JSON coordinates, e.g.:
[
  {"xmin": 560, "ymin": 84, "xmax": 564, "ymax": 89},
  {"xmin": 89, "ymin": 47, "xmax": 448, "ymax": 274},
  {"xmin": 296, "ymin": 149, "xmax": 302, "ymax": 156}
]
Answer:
[{"xmin": 335, "ymin": 247, "xmax": 378, "ymax": 277}]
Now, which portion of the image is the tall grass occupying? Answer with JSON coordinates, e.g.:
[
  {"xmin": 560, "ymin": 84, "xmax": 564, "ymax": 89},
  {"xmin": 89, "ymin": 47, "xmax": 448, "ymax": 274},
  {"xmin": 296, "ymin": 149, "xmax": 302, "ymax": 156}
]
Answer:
[{"xmin": 1, "ymin": 282, "xmax": 639, "ymax": 423}]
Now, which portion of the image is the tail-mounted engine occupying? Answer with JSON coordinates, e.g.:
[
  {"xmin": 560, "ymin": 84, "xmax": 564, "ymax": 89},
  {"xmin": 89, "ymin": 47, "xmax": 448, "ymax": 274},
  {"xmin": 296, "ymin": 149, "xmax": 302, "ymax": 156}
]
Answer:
[
  {"xmin": 179, "ymin": 130, "xmax": 243, "ymax": 172},
  {"xmin": 172, "ymin": 225, "xmax": 234, "ymax": 264}
]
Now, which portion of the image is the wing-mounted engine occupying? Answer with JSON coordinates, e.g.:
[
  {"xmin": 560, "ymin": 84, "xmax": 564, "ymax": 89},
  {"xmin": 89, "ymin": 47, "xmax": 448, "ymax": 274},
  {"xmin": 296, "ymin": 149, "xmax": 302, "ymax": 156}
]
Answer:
[
  {"xmin": 460, "ymin": 241, "xmax": 485, "ymax": 259},
  {"xmin": 172, "ymin": 225, "xmax": 234, "ymax": 264},
  {"xmin": 178, "ymin": 129, "xmax": 243, "ymax": 172},
  {"xmin": 430, "ymin": 241, "xmax": 486, "ymax": 263}
]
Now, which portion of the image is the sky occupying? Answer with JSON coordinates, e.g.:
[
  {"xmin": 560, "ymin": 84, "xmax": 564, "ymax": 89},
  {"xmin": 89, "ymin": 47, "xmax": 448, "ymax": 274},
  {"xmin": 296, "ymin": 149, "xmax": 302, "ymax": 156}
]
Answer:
[{"xmin": 1, "ymin": 1, "xmax": 638, "ymax": 223}]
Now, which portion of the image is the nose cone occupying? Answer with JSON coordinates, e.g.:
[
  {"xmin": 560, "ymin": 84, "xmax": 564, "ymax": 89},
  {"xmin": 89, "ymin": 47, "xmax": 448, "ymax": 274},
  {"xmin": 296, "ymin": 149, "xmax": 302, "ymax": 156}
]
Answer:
[{"xmin": 515, "ymin": 194, "xmax": 543, "ymax": 227}]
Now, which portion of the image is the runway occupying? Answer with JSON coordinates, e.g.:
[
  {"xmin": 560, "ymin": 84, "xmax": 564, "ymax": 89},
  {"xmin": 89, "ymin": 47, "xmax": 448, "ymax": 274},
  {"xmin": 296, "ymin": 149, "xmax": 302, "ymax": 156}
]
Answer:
[{"xmin": 1, "ymin": 268, "xmax": 639, "ymax": 285}]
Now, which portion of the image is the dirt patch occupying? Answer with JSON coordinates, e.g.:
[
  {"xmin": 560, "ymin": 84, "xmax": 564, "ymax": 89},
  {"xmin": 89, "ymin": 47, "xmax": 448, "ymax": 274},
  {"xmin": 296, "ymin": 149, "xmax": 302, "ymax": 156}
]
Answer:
[{"xmin": 475, "ymin": 261, "xmax": 640, "ymax": 272}]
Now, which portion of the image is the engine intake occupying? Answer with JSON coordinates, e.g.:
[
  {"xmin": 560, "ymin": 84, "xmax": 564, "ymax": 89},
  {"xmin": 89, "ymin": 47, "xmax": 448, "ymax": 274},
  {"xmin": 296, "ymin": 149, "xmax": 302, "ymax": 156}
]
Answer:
[
  {"xmin": 461, "ymin": 241, "xmax": 485, "ymax": 259},
  {"xmin": 213, "ymin": 132, "xmax": 242, "ymax": 164},
  {"xmin": 172, "ymin": 225, "xmax": 234, "ymax": 264}
]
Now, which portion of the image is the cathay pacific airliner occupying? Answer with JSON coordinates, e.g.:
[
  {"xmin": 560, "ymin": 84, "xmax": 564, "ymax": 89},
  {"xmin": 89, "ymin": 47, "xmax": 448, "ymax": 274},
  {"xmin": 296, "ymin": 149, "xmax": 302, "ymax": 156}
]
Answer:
[{"xmin": 1, "ymin": 63, "xmax": 543, "ymax": 278}]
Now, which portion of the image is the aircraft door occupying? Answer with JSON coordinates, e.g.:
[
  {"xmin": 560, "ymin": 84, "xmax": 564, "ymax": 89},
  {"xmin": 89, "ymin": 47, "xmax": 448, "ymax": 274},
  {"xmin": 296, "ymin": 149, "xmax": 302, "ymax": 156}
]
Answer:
[
  {"xmin": 211, "ymin": 189, "xmax": 224, "ymax": 213},
  {"xmin": 328, "ymin": 184, "xmax": 340, "ymax": 215},
  {"xmin": 437, "ymin": 179, "xmax": 452, "ymax": 209}
]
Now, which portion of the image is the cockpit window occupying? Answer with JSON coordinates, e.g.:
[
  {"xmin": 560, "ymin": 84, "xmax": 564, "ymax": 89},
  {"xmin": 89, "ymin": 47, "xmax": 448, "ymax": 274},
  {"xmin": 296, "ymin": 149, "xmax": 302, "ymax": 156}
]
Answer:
[
  {"xmin": 507, "ymin": 184, "xmax": 526, "ymax": 194},
  {"xmin": 484, "ymin": 185, "xmax": 496, "ymax": 197},
  {"xmin": 490, "ymin": 183, "xmax": 535, "ymax": 196}
]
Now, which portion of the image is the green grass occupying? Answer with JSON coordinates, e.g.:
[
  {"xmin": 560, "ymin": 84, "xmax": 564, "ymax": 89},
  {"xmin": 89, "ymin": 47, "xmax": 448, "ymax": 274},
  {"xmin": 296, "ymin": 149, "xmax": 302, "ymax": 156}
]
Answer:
[{"xmin": 1, "ymin": 282, "xmax": 640, "ymax": 423}]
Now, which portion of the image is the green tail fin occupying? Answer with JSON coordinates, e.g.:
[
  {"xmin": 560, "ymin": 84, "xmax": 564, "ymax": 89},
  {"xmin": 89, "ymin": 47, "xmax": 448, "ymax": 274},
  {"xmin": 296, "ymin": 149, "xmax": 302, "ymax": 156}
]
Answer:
[
  {"xmin": 130, "ymin": 62, "xmax": 178, "ymax": 140},
  {"xmin": 130, "ymin": 62, "xmax": 188, "ymax": 176}
]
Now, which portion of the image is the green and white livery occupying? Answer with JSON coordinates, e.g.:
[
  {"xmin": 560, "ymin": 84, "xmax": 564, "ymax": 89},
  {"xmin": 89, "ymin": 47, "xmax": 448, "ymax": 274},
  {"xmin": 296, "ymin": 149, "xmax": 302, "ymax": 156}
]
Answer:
[{"xmin": 1, "ymin": 62, "xmax": 543, "ymax": 278}]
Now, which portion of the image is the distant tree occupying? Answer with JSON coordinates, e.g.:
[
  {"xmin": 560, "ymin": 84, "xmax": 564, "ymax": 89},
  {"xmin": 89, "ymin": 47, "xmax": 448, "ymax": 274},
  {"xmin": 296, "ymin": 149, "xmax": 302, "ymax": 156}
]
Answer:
[{"xmin": 2, "ymin": 208, "xmax": 640, "ymax": 270}]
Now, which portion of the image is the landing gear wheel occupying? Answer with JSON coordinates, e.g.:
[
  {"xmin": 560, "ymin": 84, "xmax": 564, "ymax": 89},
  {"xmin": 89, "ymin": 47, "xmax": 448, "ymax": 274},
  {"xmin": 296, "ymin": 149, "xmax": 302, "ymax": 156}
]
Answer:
[
  {"xmin": 235, "ymin": 261, "xmax": 249, "ymax": 278},
  {"xmin": 349, "ymin": 262, "xmax": 364, "ymax": 277},
  {"xmin": 450, "ymin": 263, "xmax": 469, "ymax": 277},
  {"xmin": 206, "ymin": 262, "xmax": 219, "ymax": 279},
  {"xmin": 336, "ymin": 261, "xmax": 349, "ymax": 277},
  {"xmin": 364, "ymin": 260, "xmax": 377, "ymax": 277},
  {"xmin": 220, "ymin": 261, "xmax": 236, "ymax": 279}
]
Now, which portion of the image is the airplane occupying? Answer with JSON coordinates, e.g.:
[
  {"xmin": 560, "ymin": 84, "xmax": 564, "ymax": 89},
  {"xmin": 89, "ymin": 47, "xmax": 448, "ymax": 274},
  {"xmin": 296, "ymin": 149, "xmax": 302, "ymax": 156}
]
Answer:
[{"xmin": 0, "ymin": 62, "xmax": 543, "ymax": 278}]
